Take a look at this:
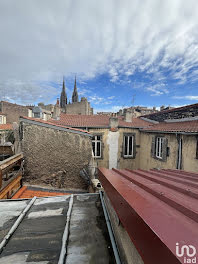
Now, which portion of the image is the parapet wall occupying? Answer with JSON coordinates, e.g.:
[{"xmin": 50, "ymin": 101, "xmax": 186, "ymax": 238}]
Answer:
[{"xmin": 20, "ymin": 122, "xmax": 92, "ymax": 189}]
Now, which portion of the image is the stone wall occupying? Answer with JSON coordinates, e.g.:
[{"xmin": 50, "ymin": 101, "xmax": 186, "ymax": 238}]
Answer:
[
  {"xmin": 20, "ymin": 122, "xmax": 92, "ymax": 189},
  {"xmin": 139, "ymin": 132, "xmax": 198, "ymax": 173},
  {"xmin": 1, "ymin": 101, "xmax": 29, "ymax": 123},
  {"xmin": 65, "ymin": 99, "xmax": 93, "ymax": 115},
  {"xmin": 88, "ymin": 127, "xmax": 141, "ymax": 170},
  {"xmin": 144, "ymin": 104, "xmax": 198, "ymax": 122},
  {"xmin": 89, "ymin": 126, "xmax": 198, "ymax": 173}
]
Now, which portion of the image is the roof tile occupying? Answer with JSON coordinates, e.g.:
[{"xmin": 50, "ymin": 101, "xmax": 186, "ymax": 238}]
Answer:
[
  {"xmin": 20, "ymin": 116, "xmax": 90, "ymax": 134},
  {"xmin": 52, "ymin": 113, "xmax": 150, "ymax": 128},
  {"xmin": 0, "ymin": 124, "xmax": 13, "ymax": 130}
]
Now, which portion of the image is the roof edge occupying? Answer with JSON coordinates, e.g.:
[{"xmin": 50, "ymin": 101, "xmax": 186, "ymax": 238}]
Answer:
[{"xmin": 20, "ymin": 117, "xmax": 92, "ymax": 137}]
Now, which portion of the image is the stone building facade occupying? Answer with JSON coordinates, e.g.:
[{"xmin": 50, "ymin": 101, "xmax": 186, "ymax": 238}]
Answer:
[
  {"xmin": 52, "ymin": 103, "xmax": 198, "ymax": 174},
  {"xmin": 19, "ymin": 117, "xmax": 92, "ymax": 189},
  {"xmin": 0, "ymin": 101, "xmax": 32, "ymax": 123},
  {"xmin": 52, "ymin": 111, "xmax": 149, "ymax": 170}
]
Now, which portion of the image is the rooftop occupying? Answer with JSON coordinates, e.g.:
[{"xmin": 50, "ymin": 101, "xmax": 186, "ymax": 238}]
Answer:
[
  {"xmin": 0, "ymin": 124, "xmax": 13, "ymax": 130},
  {"xmin": 141, "ymin": 119, "xmax": 198, "ymax": 133},
  {"xmin": 20, "ymin": 116, "xmax": 91, "ymax": 136},
  {"xmin": 142, "ymin": 102, "xmax": 198, "ymax": 118},
  {"xmin": 11, "ymin": 186, "xmax": 79, "ymax": 199},
  {"xmin": 0, "ymin": 193, "xmax": 115, "ymax": 263},
  {"xmin": 99, "ymin": 168, "xmax": 198, "ymax": 264},
  {"xmin": 52, "ymin": 113, "xmax": 151, "ymax": 128}
]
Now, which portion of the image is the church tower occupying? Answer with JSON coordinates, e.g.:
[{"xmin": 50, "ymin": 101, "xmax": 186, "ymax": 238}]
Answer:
[
  {"xmin": 60, "ymin": 78, "xmax": 67, "ymax": 108},
  {"xmin": 72, "ymin": 76, "xmax": 79, "ymax": 103}
]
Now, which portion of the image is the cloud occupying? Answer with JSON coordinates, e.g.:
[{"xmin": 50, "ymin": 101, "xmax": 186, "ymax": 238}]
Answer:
[
  {"xmin": 1, "ymin": 0, "xmax": 198, "ymax": 103},
  {"xmin": 146, "ymin": 83, "xmax": 169, "ymax": 96},
  {"xmin": 173, "ymin": 95, "xmax": 198, "ymax": 100},
  {"xmin": 94, "ymin": 105, "xmax": 128, "ymax": 113}
]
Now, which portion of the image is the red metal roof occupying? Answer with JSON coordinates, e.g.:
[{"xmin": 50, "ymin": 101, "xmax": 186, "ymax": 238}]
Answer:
[
  {"xmin": 52, "ymin": 113, "xmax": 151, "ymax": 128},
  {"xmin": 20, "ymin": 116, "xmax": 90, "ymax": 135},
  {"xmin": 0, "ymin": 124, "xmax": 13, "ymax": 130},
  {"xmin": 141, "ymin": 119, "xmax": 198, "ymax": 133},
  {"xmin": 99, "ymin": 168, "xmax": 198, "ymax": 264}
]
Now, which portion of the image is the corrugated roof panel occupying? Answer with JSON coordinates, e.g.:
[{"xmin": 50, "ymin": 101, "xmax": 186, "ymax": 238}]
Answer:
[{"xmin": 99, "ymin": 168, "xmax": 198, "ymax": 264}]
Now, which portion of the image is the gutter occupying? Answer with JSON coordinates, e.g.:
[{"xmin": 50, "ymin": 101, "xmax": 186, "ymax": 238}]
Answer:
[
  {"xmin": 99, "ymin": 191, "xmax": 121, "ymax": 264},
  {"xmin": 139, "ymin": 129, "xmax": 198, "ymax": 135}
]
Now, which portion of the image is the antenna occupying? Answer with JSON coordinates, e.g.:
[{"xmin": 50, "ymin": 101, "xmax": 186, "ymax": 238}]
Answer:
[{"xmin": 132, "ymin": 94, "xmax": 136, "ymax": 107}]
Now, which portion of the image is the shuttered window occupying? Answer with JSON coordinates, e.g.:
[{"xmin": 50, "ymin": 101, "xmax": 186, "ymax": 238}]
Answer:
[{"xmin": 151, "ymin": 136, "xmax": 168, "ymax": 161}]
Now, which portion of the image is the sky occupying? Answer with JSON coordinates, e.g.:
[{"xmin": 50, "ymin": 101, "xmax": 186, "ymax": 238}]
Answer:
[{"xmin": 0, "ymin": 0, "xmax": 198, "ymax": 113}]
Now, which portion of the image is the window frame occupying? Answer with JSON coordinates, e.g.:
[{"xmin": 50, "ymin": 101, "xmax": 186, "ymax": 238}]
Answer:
[
  {"xmin": 155, "ymin": 136, "xmax": 163, "ymax": 159},
  {"xmin": 92, "ymin": 134, "xmax": 102, "ymax": 159},
  {"xmin": 123, "ymin": 133, "xmax": 136, "ymax": 159},
  {"xmin": 196, "ymin": 136, "xmax": 198, "ymax": 159}
]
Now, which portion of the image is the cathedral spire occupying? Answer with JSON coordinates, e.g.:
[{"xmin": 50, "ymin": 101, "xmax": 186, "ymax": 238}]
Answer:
[
  {"xmin": 72, "ymin": 76, "xmax": 79, "ymax": 103},
  {"xmin": 60, "ymin": 77, "xmax": 67, "ymax": 108}
]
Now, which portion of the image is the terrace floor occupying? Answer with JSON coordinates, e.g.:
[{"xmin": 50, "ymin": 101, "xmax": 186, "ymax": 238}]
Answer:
[{"xmin": 0, "ymin": 193, "xmax": 115, "ymax": 264}]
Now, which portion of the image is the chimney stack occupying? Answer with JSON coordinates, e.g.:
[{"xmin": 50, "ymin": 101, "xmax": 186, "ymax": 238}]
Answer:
[
  {"xmin": 109, "ymin": 114, "xmax": 118, "ymax": 131},
  {"xmin": 124, "ymin": 110, "xmax": 133, "ymax": 122},
  {"xmin": 56, "ymin": 98, "xmax": 60, "ymax": 105}
]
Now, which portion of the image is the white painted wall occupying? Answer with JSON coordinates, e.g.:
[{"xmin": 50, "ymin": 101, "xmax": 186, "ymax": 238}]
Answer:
[{"xmin": 107, "ymin": 131, "xmax": 119, "ymax": 169}]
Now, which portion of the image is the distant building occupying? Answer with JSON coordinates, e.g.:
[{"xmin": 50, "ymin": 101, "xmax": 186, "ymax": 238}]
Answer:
[
  {"xmin": 59, "ymin": 77, "xmax": 93, "ymax": 115},
  {"xmin": 118, "ymin": 106, "xmax": 158, "ymax": 118},
  {"xmin": 0, "ymin": 101, "xmax": 32, "ymax": 123}
]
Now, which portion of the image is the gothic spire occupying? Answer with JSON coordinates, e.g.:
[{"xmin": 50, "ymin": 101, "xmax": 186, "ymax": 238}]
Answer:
[
  {"xmin": 60, "ymin": 77, "xmax": 67, "ymax": 108},
  {"xmin": 72, "ymin": 76, "xmax": 79, "ymax": 103}
]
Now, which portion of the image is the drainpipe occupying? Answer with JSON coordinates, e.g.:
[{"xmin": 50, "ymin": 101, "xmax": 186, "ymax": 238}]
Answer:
[
  {"xmin": 99, "ymin": 191, "xmax": 121, "ymax": 264},
  {"xmin": 178, "ymin": 137, "xmax": 182, "ymax": 170}
]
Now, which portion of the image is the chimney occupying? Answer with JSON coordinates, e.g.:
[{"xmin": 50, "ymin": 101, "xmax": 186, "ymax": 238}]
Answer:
[
  {"xmin": 160, "ymin": 105, "xmax": 165, "ymax": 111},
  {"xmin": 124, "ymin": 110, "xmax": 133, "ymax": 122},
  {"xmin": 56, "ymin": 98, "xmax": 60, "ymax": 105},
  {"xmin": 109, "ymin": 114, "xmax": 118, "ymax": 130}
]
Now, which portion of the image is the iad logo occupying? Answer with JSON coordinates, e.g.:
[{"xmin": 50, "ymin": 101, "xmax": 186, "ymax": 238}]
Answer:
[{"xmin": 176, "ymin": 243, "xmax": 197, "ymax": 263}]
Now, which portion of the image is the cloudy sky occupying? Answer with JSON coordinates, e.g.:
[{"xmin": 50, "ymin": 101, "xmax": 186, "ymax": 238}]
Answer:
[{"xmin": 1, "ymin": 0, "xmax": 198, "ymax": 112}]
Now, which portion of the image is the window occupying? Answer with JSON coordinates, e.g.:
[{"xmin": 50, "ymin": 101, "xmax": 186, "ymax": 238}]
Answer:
[
  {"xmin": 92, "ymin": 135, "xmax": 102, "ymax": 158},
  {"xmin": 151, "ymin": 136, "xmax": 168, "ymax": 161},
  {"xmin": 0, "ymin": 116, "xmax": 2, "ymax": 124},
  {"xmin": 156, "ymin": 137, "xmax": 163, "ymax": 159},
  {"xmin": 123, "ymin": 134, "xmax": 134, "ymax": 158}
]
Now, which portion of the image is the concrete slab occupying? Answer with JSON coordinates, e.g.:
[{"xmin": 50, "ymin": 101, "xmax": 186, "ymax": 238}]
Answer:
[{"xmin": 0, "ymin": 194, "xmax": 115, "ymax": 263}]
